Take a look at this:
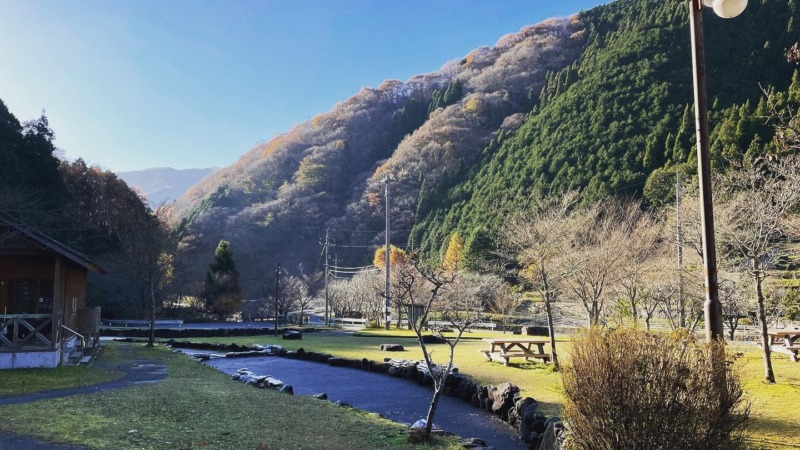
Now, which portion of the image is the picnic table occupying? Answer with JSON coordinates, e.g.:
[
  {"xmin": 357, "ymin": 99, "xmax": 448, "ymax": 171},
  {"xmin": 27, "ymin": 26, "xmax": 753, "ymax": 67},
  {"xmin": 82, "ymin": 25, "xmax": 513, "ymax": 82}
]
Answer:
[
  {"xmin": 765, "ymin": 329, "xmax": 800, "ymax": 362},
  {"xmin": 479, "ymin": 337, "xmax": 551, "ymax": 366}
]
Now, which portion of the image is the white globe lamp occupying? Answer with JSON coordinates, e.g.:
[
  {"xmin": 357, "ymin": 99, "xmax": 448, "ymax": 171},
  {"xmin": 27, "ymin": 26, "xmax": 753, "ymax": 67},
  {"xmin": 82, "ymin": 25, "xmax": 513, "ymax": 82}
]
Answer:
[{"xmin": 712, "ymin": 0, "xmax": 748, "ymax": 18}]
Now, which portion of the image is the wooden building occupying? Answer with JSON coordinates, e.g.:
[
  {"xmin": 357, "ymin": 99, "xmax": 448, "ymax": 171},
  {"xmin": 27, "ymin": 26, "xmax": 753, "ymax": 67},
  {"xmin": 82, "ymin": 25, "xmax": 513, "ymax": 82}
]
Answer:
[{"xmin": 0, "ymin": 213, "xmax": 104, "ymax": 369}]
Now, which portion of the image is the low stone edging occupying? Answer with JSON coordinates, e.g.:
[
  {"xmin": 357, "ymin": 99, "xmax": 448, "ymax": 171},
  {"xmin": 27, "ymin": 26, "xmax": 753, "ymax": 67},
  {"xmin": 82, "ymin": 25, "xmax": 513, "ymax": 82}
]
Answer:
[
  {"xmin": 165, "ymin": 339, "xmax": 567, "ymax": 450},
  {"xmin": 102, "ymin": 326, "xmax": 318, "ymax": 339}
]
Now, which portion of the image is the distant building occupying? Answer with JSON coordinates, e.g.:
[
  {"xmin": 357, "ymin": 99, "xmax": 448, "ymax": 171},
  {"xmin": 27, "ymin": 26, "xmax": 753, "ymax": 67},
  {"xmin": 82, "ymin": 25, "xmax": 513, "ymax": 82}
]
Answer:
[{"xmin": 0, "ymin": 213, "xmax": 104, "ymax": 369}]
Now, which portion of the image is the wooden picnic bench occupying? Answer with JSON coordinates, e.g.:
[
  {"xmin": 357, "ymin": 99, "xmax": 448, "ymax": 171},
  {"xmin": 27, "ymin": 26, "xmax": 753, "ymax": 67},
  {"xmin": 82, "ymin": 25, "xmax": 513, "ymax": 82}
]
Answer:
[
  {"xmin": 479, "ymin": 337, "xmax": 551, "ymax": 366},
  {"xmin": 765, "ymin": 329, "xmax": 800, "ymax": 362}
]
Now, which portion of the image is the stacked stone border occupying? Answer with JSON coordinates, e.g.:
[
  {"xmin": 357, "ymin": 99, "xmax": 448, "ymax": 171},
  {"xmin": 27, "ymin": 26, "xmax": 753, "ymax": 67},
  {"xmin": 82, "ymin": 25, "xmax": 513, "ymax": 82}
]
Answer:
[{"xmin": 162, "ymin": 339, "xmax": 567, "ymax": 450}]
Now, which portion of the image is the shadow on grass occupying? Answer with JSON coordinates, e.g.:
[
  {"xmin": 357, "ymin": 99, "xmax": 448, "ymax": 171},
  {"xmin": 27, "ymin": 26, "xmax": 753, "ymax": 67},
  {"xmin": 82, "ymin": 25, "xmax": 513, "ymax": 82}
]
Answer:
[{"xmin": 743, "ymin": 415, "xmax": 800, "ymax": 449}]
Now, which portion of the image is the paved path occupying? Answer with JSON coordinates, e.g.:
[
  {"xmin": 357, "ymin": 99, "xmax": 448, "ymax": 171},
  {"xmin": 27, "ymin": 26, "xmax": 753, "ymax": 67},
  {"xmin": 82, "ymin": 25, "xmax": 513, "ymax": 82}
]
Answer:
[
  {"xmin": 199, "ymin": 352, "xmax": 527, "ymax": 450},
  {"xmin": 0, "ymin": 343, "xmax": 167, "ymax": 450}
]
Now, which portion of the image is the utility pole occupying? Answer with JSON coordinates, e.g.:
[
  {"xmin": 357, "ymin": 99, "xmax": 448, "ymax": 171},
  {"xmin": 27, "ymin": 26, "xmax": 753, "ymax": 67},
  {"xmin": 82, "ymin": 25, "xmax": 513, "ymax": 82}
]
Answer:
[
  {"xmin": 676, "ymin": 172, "xmax": 686, "ymax": 328},
  {"xmin": 324, "ymin": 228, "xmax": 330, "ymax": 327},
  {"xmin": 274, "ymin": 263, "xmax": 280, "ymax": 336},
  {"xmin": 384, "ymin": 176, "xmax": 392, "ymax": 331}
]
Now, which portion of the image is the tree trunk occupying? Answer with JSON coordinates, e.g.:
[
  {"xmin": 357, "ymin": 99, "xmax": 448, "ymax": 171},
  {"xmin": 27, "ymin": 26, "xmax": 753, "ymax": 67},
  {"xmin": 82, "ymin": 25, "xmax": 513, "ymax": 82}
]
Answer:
[
  {"xmin": 424, "ymin": 381, "xmax": 445, "ymax": 437},
  {"xmin": 755, "ymin": 276, "xmax": 776, "ymax": 383},
  {"xmin": 544, "ymin": 293, "xmax": 560, "ymax": 371},
  {"xmin": 148, "ymin": 280, "xmax": 156, "ymax": 347}
]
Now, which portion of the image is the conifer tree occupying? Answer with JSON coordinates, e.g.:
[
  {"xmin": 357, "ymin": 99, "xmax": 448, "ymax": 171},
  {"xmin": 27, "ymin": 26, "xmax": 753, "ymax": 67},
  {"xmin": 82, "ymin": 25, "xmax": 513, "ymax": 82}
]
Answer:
[{"xmin": 203, "ymin": 240, "xmax": 243, "ymax": 319}]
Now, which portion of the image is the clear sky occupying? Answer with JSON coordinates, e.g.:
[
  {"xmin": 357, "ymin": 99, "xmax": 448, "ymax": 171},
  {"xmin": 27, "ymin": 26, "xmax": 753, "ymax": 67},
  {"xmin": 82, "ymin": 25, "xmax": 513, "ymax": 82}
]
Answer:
[{"xmin": 0, "ymin": 0, "xmax": 607, "ymax": 173}]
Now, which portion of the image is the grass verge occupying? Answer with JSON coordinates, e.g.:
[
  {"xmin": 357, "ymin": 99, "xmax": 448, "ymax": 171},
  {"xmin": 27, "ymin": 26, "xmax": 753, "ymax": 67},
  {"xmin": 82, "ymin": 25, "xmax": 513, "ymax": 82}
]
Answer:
[
  {"xmin": 0, "ymin": 342, "xmax": 460, "ymax": 450},
  {"xmin": 0, "ymin": 348, "xmax": 124, "ymax": 397}
]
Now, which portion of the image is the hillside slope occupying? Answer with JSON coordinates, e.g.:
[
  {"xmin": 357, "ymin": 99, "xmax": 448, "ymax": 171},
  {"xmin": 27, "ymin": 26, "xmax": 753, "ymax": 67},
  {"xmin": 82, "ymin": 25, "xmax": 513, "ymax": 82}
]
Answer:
[
  {"xmin": 173, "ymin": 0, "xmax": 799, "ymax": 296},
  {"xmin": 412, "ymin": 0, "xmax": 799, "ymax": 261},
  {"xmin": 173, "ymin": 16, "xmax": 584, "ymax": 295}
]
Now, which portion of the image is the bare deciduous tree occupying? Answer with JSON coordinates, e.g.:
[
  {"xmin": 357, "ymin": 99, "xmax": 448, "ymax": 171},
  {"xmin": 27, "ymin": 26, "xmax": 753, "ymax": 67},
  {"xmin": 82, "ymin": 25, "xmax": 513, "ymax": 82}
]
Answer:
[
  {"xmin": 719, "ymin": 276, "xmax": 750, "ymax": 341},
  {"xmin": 715, "ymin": 155, "xmax": 800, "ymax": 383},
  {"xmin": 394, "ymin": 256, "xmax": 475, "ymax": 439},
  {"xmin": 613, "ymin": 208, "xmax": 663, "ymax": 327},
  {"xmin": 119, "ymin": 203, "xmax": 175, "ymax": 346},
  {"xmin": 566, "ymin": 198, "xmax": 647, "ymax": 327},
  {"xmin": 499, "ymin": 192, "xmax": 585, "ymax": 371}
]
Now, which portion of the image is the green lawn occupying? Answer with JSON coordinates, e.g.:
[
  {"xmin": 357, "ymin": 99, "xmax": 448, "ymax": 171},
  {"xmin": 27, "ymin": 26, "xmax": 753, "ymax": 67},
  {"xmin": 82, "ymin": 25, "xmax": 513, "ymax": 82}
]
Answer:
[
  {"xmin": 0, "ymin": 342, "xmax": 460, "ymax": 450},
  {"xmin": 185, "ymin": 329, "xmax": 800, "ymax": 450},
  {"xmin": 0, "ymin": 347, "xmax": 124, "ymax": 397},
  {"xmin": 2, "ymin": 330, "xmax": 795, "ymax": 449}
]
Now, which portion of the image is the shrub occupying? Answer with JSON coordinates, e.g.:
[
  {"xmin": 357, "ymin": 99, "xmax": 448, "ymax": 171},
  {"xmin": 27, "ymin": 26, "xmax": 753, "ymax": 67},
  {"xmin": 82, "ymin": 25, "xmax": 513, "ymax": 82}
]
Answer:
[{"xmin": 562, "ymin": 328, "xmax": 749, "ymax": 450}]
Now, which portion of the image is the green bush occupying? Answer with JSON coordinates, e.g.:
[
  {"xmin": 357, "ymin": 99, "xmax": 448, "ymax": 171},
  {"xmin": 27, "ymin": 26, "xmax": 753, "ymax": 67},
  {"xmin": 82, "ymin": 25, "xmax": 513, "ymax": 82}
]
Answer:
[{"xmin": 563, "ymin": 328, "xmax": 749, "ymax": 450}]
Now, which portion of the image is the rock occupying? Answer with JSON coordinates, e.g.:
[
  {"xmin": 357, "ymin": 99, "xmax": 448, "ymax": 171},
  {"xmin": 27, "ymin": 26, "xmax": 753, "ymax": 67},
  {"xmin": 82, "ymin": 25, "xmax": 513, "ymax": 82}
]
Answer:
[
  {"xmin": 312, "ymin": 393, "xmax": 328, "ymax": 400},
  {"xmin": 282, "ymin": 330, "xmax": 302, "ymax": 340},
  {"xmin": 263, "ymin": 377, "xmax": 284, "ymax": 388},
  {"xmin": 530, "ymin": 411, "xmax": 547, "ymax": 434},
  {"xmin": 525, "ymin": 326, "xmax": 550, "ymax": 336},
  {"xmin": 489, "ymin": 383, "xmax": 520, "ymax": 420},
  {"xmin": 421, "ymin": 335, "xmax": 445, "ymax": 344},
  {"xmin": 380, "ymin": 344, "xmax": 405, "ymax": 351},
  {"xmin": 460, "ymin": 437, "xmax": 487, "ymax": 448},
  {"xmin": 536, "ymin": 422, "xmax": 558, "ymax": 450},
  {"xmin": 279, "ymin": 384, "xmax": 294, "ymax": 395},
  {"xmin": 193, "ymin": 353, "xmax": 210, "ymax": 360},
  {"xmin": 458, "ymin": 378, "xmax": 479, "ymax": 403},
  {"xmin": 264, "ymin": 344, "xmax": 286, "ymax": 355},
  {"xmin": 334, "ymin": 401, "xmax": 352, "ymax": 408},
  {"xmin": 527, "ymin": 432, "xmax": 539, "ymax": 449},
  {"xmin": 328, "ymin": 357, "xmax": 353, "ymax": 367}
]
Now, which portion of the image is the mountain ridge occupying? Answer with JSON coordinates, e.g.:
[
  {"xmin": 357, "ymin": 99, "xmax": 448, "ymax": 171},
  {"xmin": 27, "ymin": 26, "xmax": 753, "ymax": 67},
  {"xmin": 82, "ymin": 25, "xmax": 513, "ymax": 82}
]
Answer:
[
  {"xmin": 171, "ymin": 0, "xmax": 799, "ymax": 297},
  {"xmin": 119, "ymin": 167, "xmax": 217, "ymax": 205}
]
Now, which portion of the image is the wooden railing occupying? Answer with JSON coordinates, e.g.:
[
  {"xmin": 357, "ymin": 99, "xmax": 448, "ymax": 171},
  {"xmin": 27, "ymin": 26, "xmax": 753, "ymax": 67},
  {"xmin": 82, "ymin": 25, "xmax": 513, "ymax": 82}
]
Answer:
[{"xmin": 0, "ymin": 314, "xmax": 57, "ymax": 351}]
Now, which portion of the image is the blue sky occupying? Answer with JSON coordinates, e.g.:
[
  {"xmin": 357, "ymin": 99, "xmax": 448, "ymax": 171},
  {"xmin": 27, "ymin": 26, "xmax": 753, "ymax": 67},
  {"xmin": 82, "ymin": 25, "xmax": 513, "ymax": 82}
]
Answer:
[{"xmin": 0, "ymin": 0, "xmax": 607, "ymax": 172}]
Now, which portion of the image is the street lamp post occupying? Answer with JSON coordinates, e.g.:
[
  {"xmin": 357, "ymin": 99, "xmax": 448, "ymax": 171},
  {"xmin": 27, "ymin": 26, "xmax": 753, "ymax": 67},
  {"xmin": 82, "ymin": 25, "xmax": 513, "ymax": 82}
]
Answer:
[
  {"xmin": 274, "ymin": 263, "xmax": 281, "ymax": 336},
  {"xmin": 688, "ymin": 0, "xmax": 747, "ymax": 342}
]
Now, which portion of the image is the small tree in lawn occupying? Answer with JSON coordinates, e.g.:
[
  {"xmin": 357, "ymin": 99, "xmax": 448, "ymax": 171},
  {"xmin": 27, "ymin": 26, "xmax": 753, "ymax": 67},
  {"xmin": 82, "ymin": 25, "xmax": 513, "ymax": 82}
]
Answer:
[
  {"xmin": 499, "ymin": 191, "xmax": 584, "ymax": 371},
  {"xmin": 719, "ymin": 276, "xmax": 750, "ymax": 341},
  {"xmin": 488, "ymin": 288, "xmax": 523, "ymax": 334},
  {"xmin": 119, "ymin": 203, "xmax": 175, "ymax": 347},
  {"xmin": 715, "ymin": 155, "xmax": 800, "ymax": 383},
  {"xmin": 395, "ymin": 255, "xmax": 477, "ymax": 440}
]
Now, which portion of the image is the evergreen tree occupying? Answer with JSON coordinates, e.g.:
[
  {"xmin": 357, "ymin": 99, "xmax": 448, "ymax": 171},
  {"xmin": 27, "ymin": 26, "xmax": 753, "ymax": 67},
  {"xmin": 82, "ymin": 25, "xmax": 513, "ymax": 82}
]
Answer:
[{"xmin": 203, "ymin": 240, "xmax": 243, "ymax": 319}]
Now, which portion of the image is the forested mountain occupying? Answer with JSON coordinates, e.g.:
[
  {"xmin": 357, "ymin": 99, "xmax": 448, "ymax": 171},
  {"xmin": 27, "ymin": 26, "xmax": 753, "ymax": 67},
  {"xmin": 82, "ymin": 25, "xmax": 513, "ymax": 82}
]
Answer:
[
  {"xmin": 174, "ymin": 0, "xmax": 800, "ymax": 297},
  {"xmin": 173, "ymin": 17, "xmax": 584, "ymax": 295},
  {"xmin": 0, "ymin": 98, "xmax": 159, "ymax": 318},
  {"xmin": 118, "ymin": 167, "xmax": 217, "ymax": 206}
]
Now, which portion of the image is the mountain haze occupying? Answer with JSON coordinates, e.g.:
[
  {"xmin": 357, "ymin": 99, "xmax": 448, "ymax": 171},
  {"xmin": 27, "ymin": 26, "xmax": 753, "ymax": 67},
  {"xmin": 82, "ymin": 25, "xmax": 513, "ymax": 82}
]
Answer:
[
  {"xmin": 118, "ymin": 167, "xmax": 217, "ymax": 205},
  {"xmin": 173, "ymin": 0, "xmax": 799, "ymax": 297}
]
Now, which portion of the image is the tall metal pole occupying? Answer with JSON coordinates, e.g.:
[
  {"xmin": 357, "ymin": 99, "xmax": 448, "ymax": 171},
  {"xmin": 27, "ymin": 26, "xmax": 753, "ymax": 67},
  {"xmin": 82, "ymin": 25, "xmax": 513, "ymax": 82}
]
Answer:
[
  {"xmin": 274, "ymin": 263, "xmax": 280, "ymax": 336},
  {"xmin": 324, "ymin": 228, "xmax": 330, "ymax": 327},
  {"xmin": 384, "ymin": 177, "xmax": 392, "ymax": 331},
  {"xmin": 689, "ymin": 0, "xmax": 724, "ymax": 342}
]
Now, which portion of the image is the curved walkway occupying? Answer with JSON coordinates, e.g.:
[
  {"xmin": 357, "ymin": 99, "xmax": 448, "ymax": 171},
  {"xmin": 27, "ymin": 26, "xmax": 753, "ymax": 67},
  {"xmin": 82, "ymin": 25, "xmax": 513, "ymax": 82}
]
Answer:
[
  {"xmin": 0, "ymin": 343, "xmax": 168, "ymax": 450},
  {"xmin": 200, "ymin": 353, "xmax": 527, "ymax": 450}
]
